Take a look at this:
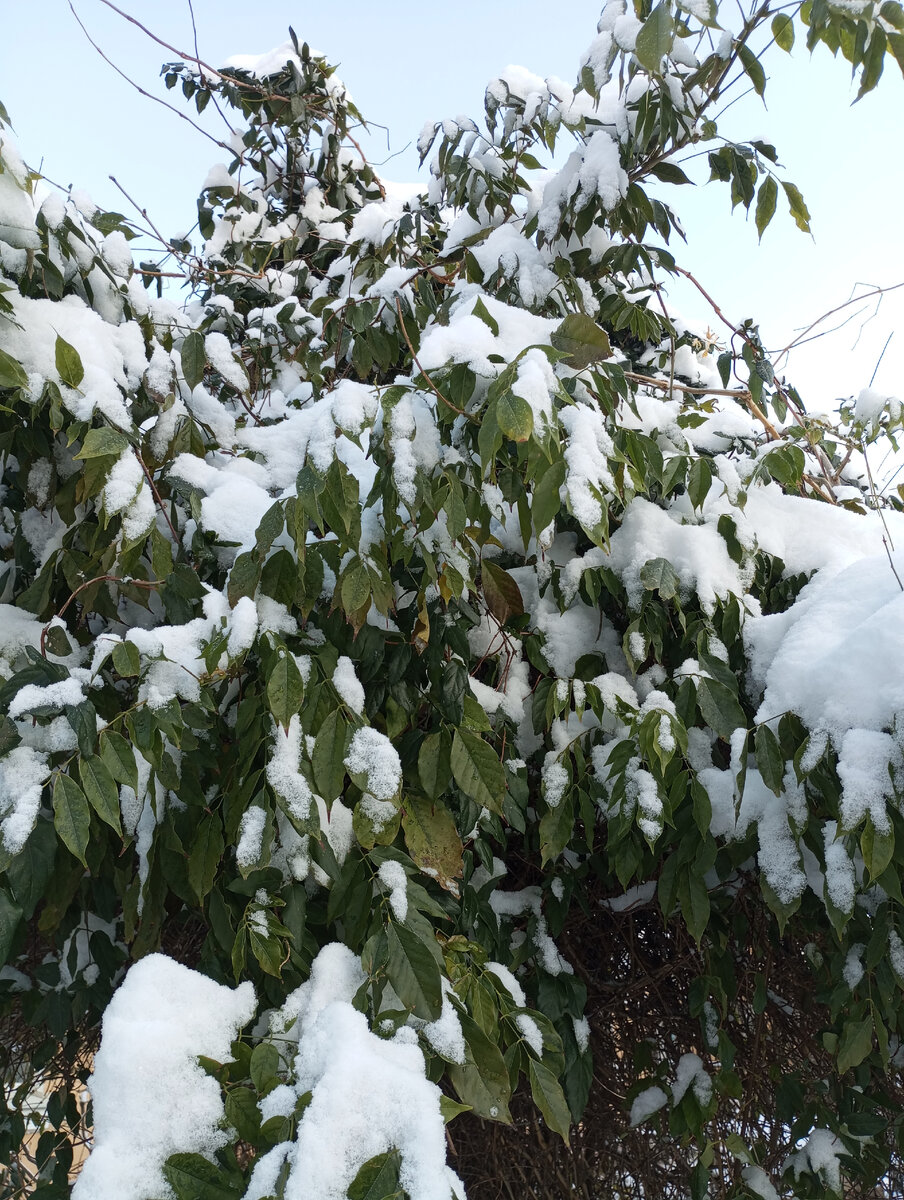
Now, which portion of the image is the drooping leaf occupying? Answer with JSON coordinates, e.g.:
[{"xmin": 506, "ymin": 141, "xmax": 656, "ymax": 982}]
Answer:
[
  {"xmin": 401, "ymin": 793, "xmax": 463, "ymax": 893},
  {"xmin": 550, "ymin": 313, "xmax": 613, "ymax": 368},
  {"xmin": 385, "ymin": 920, "xmax": 442, "ymax": 1020},
  {"xmin": 450, "ymin": 729, "xmax": 506, "ymax": 815},
  {"xmin": 52, "ymin": 772, "xmax": 90, "ymax": 866}
]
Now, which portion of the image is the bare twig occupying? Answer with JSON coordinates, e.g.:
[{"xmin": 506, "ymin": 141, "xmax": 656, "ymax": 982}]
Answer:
[
  {"xmin": 68, "ymin": 2, "xmax": 232, "ymax": 153},
  {"xmin": 134, "ymin": 450, "xmax": 181, "ymax": 544},
  {"xmin": 773, "ymin": 281, "xmax": 904, "ymax": 362},
  {"xmin": 394, "ymin": 299, "xmax": 473, "ymax": 420},
  {"xmin": 40, "ymin": 575, "xmax": 160, "ymax": 655}
]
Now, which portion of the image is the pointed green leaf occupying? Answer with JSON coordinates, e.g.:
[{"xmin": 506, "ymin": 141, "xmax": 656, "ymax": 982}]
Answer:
[
  {"xmin": 162, "ymin": 1152, "xmax": 242, "ymax": 1200},
  {"xmin": 266, "ymin": 652, "xmax": 304, "ymax": 732},
  {"xmin": 55, "ymin": 335, "xmax": 84, "ymax": 389},
  {"xmin": 79, "ymin": 755, "xmax": 122, "ymax": 835},
  {"xmin": 385, "ymin": 920, "xmax": 442, "ymax": 1020},
  {"xmin": 528, "ymin": 1057, "xmax": 572, "ymax": 1144},
  {"xmin": 0, "ymin": 347, "xmax": 28, "ymax": 391},
  {"xmin": 313, "ymin": 708, "xmax": 351, "ymax": 802},
  {"xmin": 772, "ymin": 13, "xmax": 794, "ymax": 50},
  {"xmin": 837, "ymin": 1015, "xmax": 874, "ymax": 1074},
  {"xmin": 99, "ymin": 730, "xmax": 139, "ymax": 793},
  {"xmin": 451, "ymin": 729, "xmax": 506, "ymax": 815},
  {"xmin": 755, "ymin": 175, "xmax": 778, "ymax": 241},
  {"xmin": 112, "ymin": 640, "xmax": 141, "ymax": 678},
  {"xmin": 418, "ymin": 731, "xmax": 451, "ymax": 801},
  {"xmin": 347, "ymin": 1150, "xmax": 403, "ymax": 1200},
  {"xmin": 639, "ymin": 557, "xmax": 680, "ymax": 599},
  {"xmin": 188, "ymin": 814, "xmax": 224, "ymax": 902},
  {"xmin": 52, "ymin": 772, "xmax": 90, "ymax": 866},
  {"xmin": 861, "ymin": 816, "xmax": 894, "ymax": 883},
  {"xmin": 402, "ymin": 793, "xmax": 463, "ymax": 893},
  {"xmin": 754, "ymin": 723, "xmax": 784, "ymax": 796},
  {"xmin": 532, "ymin": 458, "xmax": 565, "ymax": 536},
  {"xmin": 180, "ymin": 330, "xmax": 206, "ymax": 391}
]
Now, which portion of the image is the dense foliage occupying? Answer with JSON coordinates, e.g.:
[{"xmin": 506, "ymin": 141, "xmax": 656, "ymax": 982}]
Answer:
[{"xmin": 1, "ymin": 1, "xmax": 904, "ymax": 1197}]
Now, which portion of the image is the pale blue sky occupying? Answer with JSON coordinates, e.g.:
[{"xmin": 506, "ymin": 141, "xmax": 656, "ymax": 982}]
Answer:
[{"xmin": 2, "ymin": 1, "xmax": 901, "ymax": 409}]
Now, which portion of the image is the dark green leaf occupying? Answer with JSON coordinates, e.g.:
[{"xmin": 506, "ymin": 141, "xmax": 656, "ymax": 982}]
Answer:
[
  {"xmin": 528, "ymin": 1057, "xmax": 572, "ymax": 1144},
  {"xmin": 79, "ymin": 755, "xmax": 122, "ymax": 835},
  {"xmin": 180, "ymin": 331, "xmax": 206, "ymax": 391},
  {"xmin": 450, "ymin": 729, "xmax": 506, "ymax": 815},
  {"xmin": 755, "ymin": 175, "xmax": 778, "ymax": 241},
  {"xmin": 162, "ymin": 1152, "xmax": 242, "ymax": 1200},
  {"xmin": 385, "ymin": 920, "xmax": 442, "ymax": 1020},
  {"xmin": 52, "ymin": 773, "xmax": 90, "ymax": 866},
  {"xmin": 481, "ymin": 561, "xmax": 524, "ymax": 625},
  {"xmin": 635, "ymin": 2, "xmax": 675, "ymax": 74},
  {"xmin": 0, "ymin": 888, "xmax": 23, "ymax": 967},
  {"xmin": 313, "ymin": 709, "xmax": 351, "ymax": 802},
  {"xmin": 347, "ymin": 1150, "xmax": 403, "ymax": 1200},
  {"xmin": 55, "ymin": 335, "xmax": 84, "ymax": 389},
  {"xmin": 550, "ymin": 313, "xmax": 612, "ymax": 368},
  {"xmin": 754, "ymin": 723, "xmax": 783, "ymax": 796},
  {"xmin": 266, "ymin": 652, "xmax": 305, "ymax": 732},
  {"xmin": 0, "ymin": 347, "xmax": 28, "ymax": 391}
]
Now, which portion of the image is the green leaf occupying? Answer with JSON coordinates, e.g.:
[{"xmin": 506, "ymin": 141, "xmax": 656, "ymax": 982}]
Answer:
[
  {"xmin": 754, "ymin": 175, "xmax": 778, "ymax": 241},
  {"xmin": 0, "ymin": 888, "xmax": 23, "ymax": 967},
  {"xmin": 448, "ymin": 1008, "xmax": 512, "ymax": 1122},
  {"xmin": 532, "ymin": 459, "xmax": 565, "ymax": 536},
  {"xmin": 649, "ymin": 161, "xmax": 694, "ymax": 185},
  {"xmin": 687, "ymin": 457, "xmax": 713, "ymax": 511},
  {"xmin": 266, "ymin": 652, "xmax": 305, "ymax": 732},
  {"xmin": 496, "ymin": 391, "xmax": 534, "ymax": 443},
  {"xmin": 180, "ymin": 331, "xmax": 206, "ymax": 391},
  {"xmin": 188, "ymin": 814, "xmax": 224, "ymax": 903},
  {"xmin": 754, "ymin": 723, "xmax": 783, "ymax": 796},
  {"xmin": 100, "ymin": 730, "xmax": 139, "ymax": 793},
  {"xmin": 450, "ymin": 729, "xmax": 506, "ymax": 815},
  {"xmin": 78, "ymin": 755, "xmax": 122, "ymax": 835},
  {"xmin": 162, "ymin": 1153, "xmax": 242, "ymax": 1200},
  {"xmin": 635, "ymin": 2, "xmax": 675, "ymax": 74},
  {"xmin": 402, "ymin": 793, "xmax": 463, "ymax": 893},
  {"xmin": 678, "ymin": 866, "xmax": 710, "ymax": 945},
  {"xmin": 52, "ymin": 773, "xmax": 90, "ymax": 866},
  {"xmin": 861, "ymin": 816, "xmax": 894, "ymax": 883},
  {"xmin": 55, "ymin": 335, "xmax": 84, "ymax": 389},
  {"xmin": 696, "ymin": 677, "xmax": 746, "ymax": 742},
  {"xmin": 550, "ymin": 313, "xmax": 613, "ymax": 368},
  {"xmin": 418, "ymin": 731, "xmax": 451, "ymax": 801},
  {"xmin": 772, "ymin": 12, "xmax": 795, "ymax": 51},
  {"xmin": 75, "ymin": 427, "xmax": 129, "ymax": 460},
  {"xmin": 385, "ymin": 920, "xmax": 442, "ymax": 1020},
  {"xmin": 782, "ymin": 180, "xmax": 811, "ymax": 233},
  {"xmin": 471, "ymin": 296, "xmax": 499, "ymax": 336},
  {"xmin": 250, "ymin": 1041, "xmax": 281, "ymax": 1095},
  {"xmin": 837, "ymin": 1014, "xmax": 874, "ymax": 1074},
  {"xmin": 112, "ymin": 640, "xmax": 141, "ymax": 677},
  {"xmin": 639, "ymin": 557, "xmax": 680, "ymax": 599},
  {"xmin": 539, "ymin": 794, "xmax": 574, "ymax": 866},
  {"xmin": 528, "ymin": 1058, "xmax": 572, "ymax": 1145},
  {"xmin": 6, "ymin": 818, "xmax": 57, "ymax": 919},
  {"xmin": 224, "ymin": 1088, "xmax": 261, "ymax": 1143},
  {"xmin": 481, "ymin": 560, "xmax": 524, "ymax": 625},
  {"xmin": 737, "ymin": 43, "xmax": 766, "ymax": 97},
  {"xmin": 347, "ymin": 1150, "xmax": 403, "ymax": 1200},
  {"xmin": 0, "ymin": 347, "xmax": 28, "ymax": 391},
  {"xmin": 313, "ymin": 709, "xmax": 351, "ymax": 802}
]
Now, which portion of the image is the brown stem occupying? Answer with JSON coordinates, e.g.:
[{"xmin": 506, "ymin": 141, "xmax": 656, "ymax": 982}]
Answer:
[
  {"xmin": 41, "ymin": 575, "xmax": 159, "ymax": 656},
  {"xmin": 134, "ymin": 451, "xmax": 181, "ymax": 544},
  {"xmin": 394, "ymin": 299, "xmax": 473, "ymax": 420},
  {"xmin": 68, "ymin": 2, "xmax": 232, "ymax": 153}
]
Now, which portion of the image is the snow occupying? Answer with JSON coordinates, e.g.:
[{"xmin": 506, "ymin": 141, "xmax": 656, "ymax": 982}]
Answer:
[
  {"xmin": 266, "ymin": 716, "xmax": 313, "ymax": 821},
  {"xmin": 253, "ymin": 943, "xmax": 456, "ymax": 1200},
  {"xmin": 7, "ymin": 677, "xmax": 84, "ymax": 718},
  {"xmin": 344, "ymin": 727, "xmax": 402, "ymax": 800},
  {"xmin": 73, "ymin": 955, "xmax": 255, "ymax": 1200},
  {"xmin": 629, "ymin": 1085, "xmax": 668, "ymax": 1126},
  {"xmin": 0, "ymin": 745, "xmax": 48, "ymax": 854},
  {"xmin": 332, "ymin": 655, "xmax": 365, "ymax": 715},
  {"xmin": 237, "ymin": 804, "xmax": 268, "ymax": 869},
  {"xmin": 378, "ymin": 859, "xmax": 409, "ymax": 922}
]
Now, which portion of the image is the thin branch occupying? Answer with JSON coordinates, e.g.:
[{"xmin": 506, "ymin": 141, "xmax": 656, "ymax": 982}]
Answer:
[
  {"xmin": 135, "ymin": 450, "xmax": 181, "ymax": 544},
  {"xmin": 40, "ymin": 575, "xmax": 160, "ymax": 655},
  {"xmin": 68, "ymin": 2, "xmax": 232, "ymax": 153},
  {"xmin": 394, "ymin": 299, "xmax": 473, "ymax": 420},
  {"xmin": 773, "ymin": 281, "xmax": 904, "ymax": 361},
  {"xmin": 185, "ymin": 0, "xmax": 236, "ymax": 136}
]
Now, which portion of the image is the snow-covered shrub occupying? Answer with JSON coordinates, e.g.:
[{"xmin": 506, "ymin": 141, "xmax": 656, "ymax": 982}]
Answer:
[{"xmin": 1, "ymin": 5, "xmax": 903, "ymax": 1198}]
